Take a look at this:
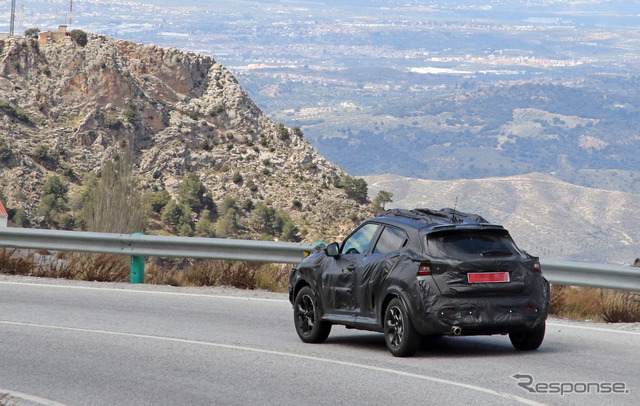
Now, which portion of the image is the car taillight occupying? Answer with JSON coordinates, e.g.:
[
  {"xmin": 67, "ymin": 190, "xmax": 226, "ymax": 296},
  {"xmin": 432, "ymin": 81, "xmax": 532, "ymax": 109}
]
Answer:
[
  {"xmin": 533, "ymin": 259, "xmax": 541, "ymax": 272},
  {"xmin": 418, "ymin": 261, "xmax": 431, "ymax": 276}
]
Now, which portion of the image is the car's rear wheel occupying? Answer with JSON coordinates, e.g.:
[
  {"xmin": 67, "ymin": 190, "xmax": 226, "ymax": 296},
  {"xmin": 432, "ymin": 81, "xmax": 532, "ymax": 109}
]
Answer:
[
  {"xmin": 294, "ymin": 286, "xmax": 332, "ymax": 343},
  {"xmin": 384, "ymin": 298, "xmax": 420, "ymax": 357},
  {"xmin": 509, "ymin": 323, "xmax": 545, "ymax": 351}
]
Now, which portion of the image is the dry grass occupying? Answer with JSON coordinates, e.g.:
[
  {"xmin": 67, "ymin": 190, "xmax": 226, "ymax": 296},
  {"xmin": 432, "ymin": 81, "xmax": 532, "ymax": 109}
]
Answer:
[
  {"xmin": 1, "ymin": 249, "xmax": 290, "ymax": 291},
  {"xmin": 549, "ymin": 285, "xmax": 640, "ymax": 323},
  {"xmin": 0, "ymin": 248, "xmax": 35, "ymax": 275},
  {"xmin": 143, "ymin": 260, "xmax": 290, "ymax": 292},
  {"xmin": 600, "ymin": 290, "xmax": 640, "ymax": 323}
]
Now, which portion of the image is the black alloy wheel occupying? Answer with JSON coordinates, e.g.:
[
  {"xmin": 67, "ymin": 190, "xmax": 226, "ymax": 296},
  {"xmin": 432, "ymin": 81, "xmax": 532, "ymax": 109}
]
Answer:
[
  {"xmin": 384, "ymin": 297, "xmax": 420, "ymax": 357},
  {"xmin": 294, "ymin": 286, "xmax": 332, "ymax": 343}
]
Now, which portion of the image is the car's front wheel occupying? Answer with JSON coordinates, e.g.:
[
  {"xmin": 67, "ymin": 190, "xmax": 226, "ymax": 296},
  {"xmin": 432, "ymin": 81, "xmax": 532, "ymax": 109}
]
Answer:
[
  {"xmin": 384, "ymin": 297, "xmax": 420, "ymax": 357},
  {"xmin": 294, "ymin": 286, "xmax": 332, "ymax": 343},
  {"xmin": 509, "ymin": 323, "xmax": 545, "ymax": 351}
]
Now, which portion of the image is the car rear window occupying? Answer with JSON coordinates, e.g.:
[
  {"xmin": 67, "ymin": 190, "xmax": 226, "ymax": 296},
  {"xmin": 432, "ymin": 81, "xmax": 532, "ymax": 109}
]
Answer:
[
  {"xmin": 373, "ymin": 226, "xmax": 408, "ymax": 254},
  {"xmin": 426, "ymin": 229, "xmax": 522, "ymax": 260}
]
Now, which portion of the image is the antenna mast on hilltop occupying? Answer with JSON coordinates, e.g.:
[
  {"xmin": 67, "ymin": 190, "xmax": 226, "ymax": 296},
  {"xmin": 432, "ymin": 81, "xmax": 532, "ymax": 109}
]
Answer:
[
  {"xmin": 9, "ymin": 0, "xmax": 16, "ymax": 36},
  {"xmin": 69, "ymin": 0, "xmax": 73, "ymax": 26}
]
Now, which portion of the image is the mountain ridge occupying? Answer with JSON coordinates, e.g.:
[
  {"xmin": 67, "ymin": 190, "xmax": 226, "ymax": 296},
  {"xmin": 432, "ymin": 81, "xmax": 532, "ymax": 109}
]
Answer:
[
  {"xmin": 0, "ymin": 33, "xmax": 368, "ymax": 241},
  {"xmin": 364, "ymin": 172, "xmax": 640, "ymax": 265}
]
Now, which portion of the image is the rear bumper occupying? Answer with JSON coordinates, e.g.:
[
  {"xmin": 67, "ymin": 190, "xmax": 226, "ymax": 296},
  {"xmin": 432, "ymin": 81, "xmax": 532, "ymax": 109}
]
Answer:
[{"xmin": 409, "ymin": 277, "xmax": 550, "ymax": 336}]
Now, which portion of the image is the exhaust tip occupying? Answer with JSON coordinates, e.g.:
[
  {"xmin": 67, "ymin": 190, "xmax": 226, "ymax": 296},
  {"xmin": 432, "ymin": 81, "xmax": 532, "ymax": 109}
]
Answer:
[{"xmin": 451, "ymin": 326, "xmax": 462, "ymax": 336}]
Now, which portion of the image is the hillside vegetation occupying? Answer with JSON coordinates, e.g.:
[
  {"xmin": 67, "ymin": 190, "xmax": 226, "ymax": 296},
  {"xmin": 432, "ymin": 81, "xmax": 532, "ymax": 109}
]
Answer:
[{"xmin": 0, "ymin": 34, "xmax": 369, "ymax": 241}]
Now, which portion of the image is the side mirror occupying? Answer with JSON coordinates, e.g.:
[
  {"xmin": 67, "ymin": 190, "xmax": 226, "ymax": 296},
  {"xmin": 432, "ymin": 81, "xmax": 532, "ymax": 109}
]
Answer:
[{"xmin": 325, "ymin": 242, "xmax": 340, "ymax": 257}]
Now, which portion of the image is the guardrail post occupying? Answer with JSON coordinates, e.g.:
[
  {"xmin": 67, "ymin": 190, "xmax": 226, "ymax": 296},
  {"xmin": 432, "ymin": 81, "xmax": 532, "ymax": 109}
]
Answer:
[{"xmin": 130, "ymin": 232, "xmax": 145, "ymax": 284}]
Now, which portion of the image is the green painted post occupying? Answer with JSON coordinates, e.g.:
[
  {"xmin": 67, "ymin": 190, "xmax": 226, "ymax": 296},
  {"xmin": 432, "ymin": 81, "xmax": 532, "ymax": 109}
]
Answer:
[{"xmin": 130, "ymin": 232, "xmax": 145, "ymax": 284}]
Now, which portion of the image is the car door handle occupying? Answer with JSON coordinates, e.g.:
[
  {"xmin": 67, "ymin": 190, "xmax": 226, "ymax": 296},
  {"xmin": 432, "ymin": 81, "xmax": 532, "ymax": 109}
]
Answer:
[{"xmin": 347, "ymin": 265, "xmax": 356, "ymax": 272}]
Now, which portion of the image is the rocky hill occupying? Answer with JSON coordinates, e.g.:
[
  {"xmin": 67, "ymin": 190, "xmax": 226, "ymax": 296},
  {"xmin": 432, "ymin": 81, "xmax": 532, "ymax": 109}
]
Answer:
[
  {"xmin": 0, "ymin": 33, "xmax": 368, "ymax": 241},
  {"xmin": 365, "ymin": 172, "xmax": 640, "ymax": 265}
]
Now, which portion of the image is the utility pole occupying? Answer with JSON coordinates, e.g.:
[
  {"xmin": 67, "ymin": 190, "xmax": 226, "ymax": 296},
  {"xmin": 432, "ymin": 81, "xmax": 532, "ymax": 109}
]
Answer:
[
  {"xmin": 9, "ymin": 0, "xmax": 16, "ymax": 36},
  {"xmin": 69, "ymin": 0, "xmax": 73, "ymax": 26}
]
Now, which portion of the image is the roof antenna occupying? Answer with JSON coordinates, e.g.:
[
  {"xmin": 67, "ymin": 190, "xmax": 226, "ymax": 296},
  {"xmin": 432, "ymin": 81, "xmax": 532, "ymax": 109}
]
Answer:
[{"xmin": 452, "ymin": 196, "xmax": 459, "ymax": 222}]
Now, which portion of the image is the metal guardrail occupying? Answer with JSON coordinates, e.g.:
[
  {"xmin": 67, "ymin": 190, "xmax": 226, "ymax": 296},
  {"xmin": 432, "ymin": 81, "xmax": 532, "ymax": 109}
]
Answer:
[
  {"xmin": 0, "ymin": 228, "xmax": 638, "ymax": 291},
  {"xmin": 0, "ymin": 227, "xmax": 313, "ymax": 264},
  {"xmin": 541, "ymin": 260, "xmax": 639, "ymax": 292}
]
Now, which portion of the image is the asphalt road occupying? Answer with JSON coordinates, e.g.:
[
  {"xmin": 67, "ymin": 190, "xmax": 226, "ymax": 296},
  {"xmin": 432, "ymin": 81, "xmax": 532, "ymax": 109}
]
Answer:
[{"xmin": 1, "ymin": 277, "xmax": 639, "ymax": 406}]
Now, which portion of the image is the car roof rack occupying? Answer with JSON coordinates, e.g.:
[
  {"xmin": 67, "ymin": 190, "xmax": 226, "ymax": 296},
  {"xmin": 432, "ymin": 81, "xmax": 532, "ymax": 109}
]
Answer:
[{"xmin": 383, "ymin": 208, "xmax": 492, "ymax": 227}]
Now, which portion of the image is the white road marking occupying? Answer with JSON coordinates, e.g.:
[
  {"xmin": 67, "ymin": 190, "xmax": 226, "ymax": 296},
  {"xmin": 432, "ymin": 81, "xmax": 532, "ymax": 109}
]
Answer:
[
  {"xmin": 547, "ymin": 321, "xmax": 640, "ymax": 336},
  {"xmin": 0, "ymin": 388, "xmax": 68, "ymax": 406},
  {"xmin": 1, "ymin": 320, "xmax": 546, "ymax": 406}
]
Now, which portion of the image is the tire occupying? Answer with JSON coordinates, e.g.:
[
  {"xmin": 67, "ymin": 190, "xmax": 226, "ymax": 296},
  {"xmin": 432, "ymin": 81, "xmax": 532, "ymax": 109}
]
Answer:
[
  {"xmin": 509, "ymin": 322, "xmax": 546, "ymax": 351},
  {"xmin": 294, "ymin": 286, "xmax": 332, "ymax": 343},
  {"xmin": 384, "ymin": 298, "xmax": 420, "ymax": 357}
]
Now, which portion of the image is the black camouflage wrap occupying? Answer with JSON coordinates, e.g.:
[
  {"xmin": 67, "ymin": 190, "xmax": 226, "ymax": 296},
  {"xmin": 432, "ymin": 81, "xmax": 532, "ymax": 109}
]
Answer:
[{"xmin": 289, "ymin": 208, "xmax": 549, "ymax": 337}]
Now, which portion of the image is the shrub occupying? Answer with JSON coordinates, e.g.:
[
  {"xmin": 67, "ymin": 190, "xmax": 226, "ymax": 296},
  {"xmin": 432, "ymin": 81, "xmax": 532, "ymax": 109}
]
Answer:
[
  {"xmin": 277, "ymin": 123, "xmax": 290, "ymax": 140},
  {"xmin": 104, "ymin": 113, "xmax": 123, "ymax": 129},
  {"xmin": 0, "ymin": 99, "xmax": 33, "ymax": 125},
  {"xmin": 123, "ymin": 101, "xmax": 137, "ymax": 122},
  {"xmin": 246, "ymin": 180, "xmax": 258, "ymax": 193},
  {"xmin": 232, "ymin": 172, "xmax": 243, "ymax": 185},
  {"xmin": 70, "ymin": 29, "xmax": 88, "ymax": 47},
  {"xmin": 0, "ymin": 137, "xmax": 12, "ymax": 162}
]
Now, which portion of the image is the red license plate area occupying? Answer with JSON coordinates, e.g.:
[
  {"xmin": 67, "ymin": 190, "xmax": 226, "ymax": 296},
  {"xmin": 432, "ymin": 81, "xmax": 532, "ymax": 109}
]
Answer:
[{"xmin": 467, "ymin": 272, "xmax": 510, "ymax": 283}]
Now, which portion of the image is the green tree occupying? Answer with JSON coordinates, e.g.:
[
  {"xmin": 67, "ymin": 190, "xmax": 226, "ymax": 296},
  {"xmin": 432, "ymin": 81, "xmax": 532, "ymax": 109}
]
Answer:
[
  {"xmin": 177, "ymin": 173, "xmax": 215, "ymax": 214},
  {"xmin": 215, "ymin": 210, "xmax": 238, "ymax": 238},
  {"xmin": 161, "ymin": 200, "xmax": 183, "ymax": 231},
  {"xmin": 335, "ymin": 175, "xmax": 369, "ymax": 203},
  {"xmin": 37, "ymin": 176, "xmax": 69, "ymax": 227},
  {"xmin": 195, "ymin": 209, "xmax": 215, "ymax": 237},
  {"xmin": 143, "ymin": 190, "xmax": 171, "ymax": 213},
  {"xmin": 41, "ymin": 176, "xmax": 68, "ymax": 210},
  {"xmin": 70, "ymin": 29, "xmax": 88, "ymax": 47},
  {"xmin": 25, "ymin": 27, "xmax": 40, "ymax": 39},
  {"xmin": 370, "ymin": 190, "xmax": 393, "ymax": 215},
  {"xmin": 218, "ymin": 196, "xmax": 237, "ymax": 217},
  {"xmin": 249, "ymin": 202, "xmax": 278, "ymax": 234},
  {"xmin": 80, "ymin": 155, "xmax": 147, "ymax": 233},
  {"xmin": 178, "ymin": 222, "xmax": 194, "ymax": 237},
  {"xmin": 279, "ymin": 216, "xmax": 299, "ymax": 242},
  {"xmin": 9, "ymin": 208, "xmax": 29, "ymax": 228}
]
